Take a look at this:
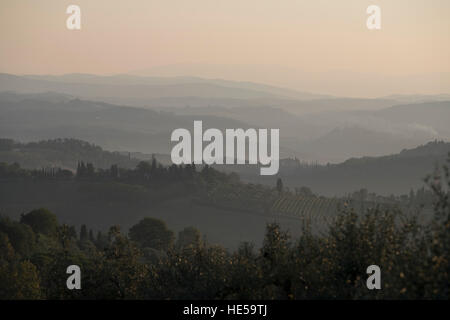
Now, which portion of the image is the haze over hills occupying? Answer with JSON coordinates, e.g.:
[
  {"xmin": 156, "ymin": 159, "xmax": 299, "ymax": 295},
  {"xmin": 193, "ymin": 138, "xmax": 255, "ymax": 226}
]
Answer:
[
  {"xmin": 0, "ymin": 92, "xmax": 263, "ymax": 155},
  {"xmin": 2, "ymin": 72, "xmax": 448, "ymax": 113},
  {"xmin": 2, "ymin": 0, "xmax": 449, "ymax": 300},
  {"xmin": 21, "ymin": 73, "xmax": 331, "ymax": 100},
  {"xmin": 375, "ymin": 101, "xmax": 450, "ymax": 138},
  {"xmin": 130, "ymin": 64, "xmax": 450, "ymax": 98},
  {"xmin": 379, "ymin": 94, "xmax": 450, "ymax": 103},
  {"xmin": 1, "ymin": 72, "xmax": 435, "ymax": 114},
  {"xmin": 0, "ymin": 73, "xmax": 331, "ymax": 109},
  {"xmin": 228, "ymin": 140, "xmax": 450, "ymax": 196},
  {"xmin": 1, "ymin": 136, "xmax": 448, "ymax": 197},
  {"xmin": 0, "ymin": 73, "xmax": 448, "ymax": 246},
  {"xmin": 1, "ymin": 72, "xmax": 449, "ymax": 164},
  {"xmin": 300, "ymin": 126, "xmax": 436, "ymax": 163},
  {"xmin": 0, "ymin": 87, "xmax": 448, "ymax": 163},
  {"xmin": 162, "ymin": 99, "xmax": 449, "ymax": 162}
]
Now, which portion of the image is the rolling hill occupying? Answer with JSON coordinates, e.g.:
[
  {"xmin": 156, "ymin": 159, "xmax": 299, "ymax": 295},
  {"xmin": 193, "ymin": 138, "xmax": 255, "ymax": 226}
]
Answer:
[
  {"xmin": 225, "ymin": 141, "xmax": 450, "ymax": 196},
  {"xmin": 0, "ymin": 92, "xmax": 253, "ymax": 154}
]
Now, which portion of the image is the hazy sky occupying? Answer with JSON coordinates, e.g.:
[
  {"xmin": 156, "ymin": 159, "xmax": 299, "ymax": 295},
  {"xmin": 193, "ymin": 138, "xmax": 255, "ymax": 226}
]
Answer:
[{"xmin": 1, "ymin": 0, "xmax": 449, "ymax": 96}]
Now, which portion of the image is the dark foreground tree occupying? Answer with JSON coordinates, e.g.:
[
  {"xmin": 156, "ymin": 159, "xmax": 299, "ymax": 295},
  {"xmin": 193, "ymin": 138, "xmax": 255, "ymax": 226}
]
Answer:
[
  {"xmin": 20, "ymin": 208, "xmax": 58, "ymax": 237},
  {"xmin": 129, "ymin": 218, "xmax": 174, "ymax": 251}
]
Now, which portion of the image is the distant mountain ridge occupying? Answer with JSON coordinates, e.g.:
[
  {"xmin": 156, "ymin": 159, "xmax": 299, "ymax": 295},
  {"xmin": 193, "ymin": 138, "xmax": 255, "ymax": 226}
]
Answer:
[
  {"xmin": 22, "ymin": 73, "xmax": 331, "ymax": 100},
  {"xmin": 0, "ymin": 73, "xmax": 328, "ymax": 105}
]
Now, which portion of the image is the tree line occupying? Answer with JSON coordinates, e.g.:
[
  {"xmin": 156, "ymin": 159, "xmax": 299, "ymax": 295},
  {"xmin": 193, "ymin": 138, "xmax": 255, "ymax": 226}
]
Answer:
[{"xmin": 0, "ymin": 156, "xmax": 448, "ymax": 299}]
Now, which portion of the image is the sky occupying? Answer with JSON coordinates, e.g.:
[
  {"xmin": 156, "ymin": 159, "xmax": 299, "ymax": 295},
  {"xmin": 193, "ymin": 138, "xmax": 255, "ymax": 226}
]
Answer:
[{"xmin": 1, "ymin": 0, "xmax": 449, "ymax": 97}]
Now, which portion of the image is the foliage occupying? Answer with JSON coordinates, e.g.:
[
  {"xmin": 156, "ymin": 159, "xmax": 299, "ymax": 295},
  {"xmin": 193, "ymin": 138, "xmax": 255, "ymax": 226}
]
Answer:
[
  {"xmin": 0, "ymin": 157, "xmax": 448, "ymax": 300},
  {"xmin": 129, "ymin": 218, "xmax": 174, "ymax": 251},
  {"xmin": 20, "ymin": 208, "xmax": 59, "ymax": 237}
]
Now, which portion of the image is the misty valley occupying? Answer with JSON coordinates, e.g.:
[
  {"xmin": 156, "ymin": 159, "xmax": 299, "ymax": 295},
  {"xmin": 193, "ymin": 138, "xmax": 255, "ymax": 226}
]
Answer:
[
  {"xmin": 2, "ymin": 0, "xmax": 450, "ymax": 311},
  {"xmin": 0, "ymin": 74, "xmax": 448, "ymax": 300}
]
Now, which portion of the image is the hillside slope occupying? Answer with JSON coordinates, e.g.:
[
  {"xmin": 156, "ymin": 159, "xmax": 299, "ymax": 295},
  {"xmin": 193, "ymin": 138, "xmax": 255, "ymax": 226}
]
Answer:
[{"xmin": 232, "ymin": 141, "xmax": 450, "ymax": 196}]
